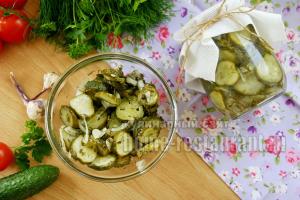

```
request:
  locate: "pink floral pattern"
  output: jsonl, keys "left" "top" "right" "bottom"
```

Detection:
{"left": 115, "top": 0, "right": 300, "bottom": 199}
{"left": 285, "top": 149, "right": 300, "bottom": 165}
{"left": 224, "top": 139, "right": 238, "bottom": 158}
{"left": 199, "top": 114, "right": 218, "bottom": 134}
{"left": 264, "top": 135, "right": 282, "bottom": 157}
{"left": 157, "top": 26, "right": 170, "bottom": 45}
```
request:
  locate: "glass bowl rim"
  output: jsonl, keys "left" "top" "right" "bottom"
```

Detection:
{"left": 45, "top": 52, "right": 178, "bottom": 182}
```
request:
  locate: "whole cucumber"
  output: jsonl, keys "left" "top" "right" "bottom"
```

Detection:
{"left": 0, "top": 165, "right": 60, "bottom": 200}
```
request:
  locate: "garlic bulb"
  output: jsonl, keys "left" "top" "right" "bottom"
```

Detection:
{"left": 43, "top": 72, "right": 60, "bottom": 90}
{"left": 10, "top": 72, "right": 59, "bottom": 120}
{"left": 26, "top": 99, "right": 46, "bottom": 120}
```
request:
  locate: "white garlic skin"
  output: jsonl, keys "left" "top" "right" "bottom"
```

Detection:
{"left": 136, "top": 160, "right": 146, "bottom": 171}
{"left": 26, "top": 99, "right": 46, "bottom": 120}
{"left": 43, "top": 72, "right": 60, "bottom": 90}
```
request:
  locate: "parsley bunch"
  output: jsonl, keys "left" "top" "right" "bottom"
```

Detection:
{"left": 36, "top": 0, "right": 173, "bottom": 58}
{"left": 14, "top": 120, "right": 52, "bottom": 170}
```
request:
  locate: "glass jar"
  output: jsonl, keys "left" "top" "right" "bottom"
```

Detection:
{"left": 202, "top": 25, "right": 286, "bottom": 119}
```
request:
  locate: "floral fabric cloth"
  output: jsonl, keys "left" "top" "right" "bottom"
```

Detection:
{"left": 114, "top": 0, "right": 300, "bottom": 199}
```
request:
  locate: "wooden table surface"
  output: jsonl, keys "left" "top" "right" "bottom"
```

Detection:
{"left": 0, "top": 1, "right": 238, "bottom": 199}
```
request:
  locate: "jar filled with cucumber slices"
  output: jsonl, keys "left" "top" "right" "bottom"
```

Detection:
{"left": 203, "top": 25, "right": 286, "bottom": 119}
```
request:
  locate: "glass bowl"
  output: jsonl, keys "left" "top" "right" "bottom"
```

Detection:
{"left": 45, "top": 53, "right": 177, "bottom": 182}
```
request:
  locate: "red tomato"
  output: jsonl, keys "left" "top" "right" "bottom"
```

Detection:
{"left": 0, "top": 0, "right": 27, "bottom": 9}
{"left": 0, "top": 10, "right": 31, "bottom": 44}
{"left": 0, "top": 40, "right": 4, "bottom": 52}
{"left": 0, "top": 142, "right": 14, "bottom": 171}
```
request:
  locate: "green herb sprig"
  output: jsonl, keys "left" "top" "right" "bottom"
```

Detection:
{"left": 37, "top": 0, "right": 173, "bottom": 58}
{"left": 14, "top": 120, "right": 52, "bottom": 170}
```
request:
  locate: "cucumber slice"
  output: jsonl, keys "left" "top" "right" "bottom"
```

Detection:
{"left": 239, "top": 96, "right": 255, "bottom": 107}
{"left": 120, "top": 88, "right": 135, "bottom": 98}
{"left": 101, "top": 100, "right": 114, "bottom": 109}
{"left": 225, "top": 98, "right": 244, "bottom": 118}
{"left": 84, "top": 80, "right": 107, "bottom": 92}
{"left": 87, "top": 108, "right": 107, "bottom": 130}
{"left": 77, "top": 146, "right": 97, "bottom": 164}
{"left": 126, "top": 70, "right": 144, "bottom": 87}
{"left": 70, "top": 135, "right": 83, "bottom": 158}
{"left": 213, "top": 35, "right": 233, "bottom": 49}
{"left": 219, "top": 50, "right": 237, "bottom": 63}
{"left": 137, "top": 84, "right": 159, "bottom": 106}
{"left": 264, "top": 87, "right": 282, "bottom": 95}
{"left": 71, "top": 136, "right": 97, "bottom": 163}
{"left": 108, "top": 112, "right": 122, "bottom": 129}
{"left": 228, "top": 30, "right": 252, "bottom": 47}
{"left": 137, "top": 139, "right": 161, "bottom": 158}
{"left": 127, "top": 70, "right": 144, "bottom": 81}
{"left": 234, "top": 73, "right": 264, "bottom": 95}
{"left": 60, "top": 106, "right": 79, "bottom": 128}
{"left": 256, "top": 54, "right": 283, "bottom": 84}
{"left": 95, "top": 91, "right": 121, "bottom": 106}
{"left": 115, "top": 156, "right": 131, "bottom": 168}
{"left": 89, "top": 155, "right": 116, "bottom": 170}
{"left": 252, "top": 95, "right": 267, "bottom": 104}
{"left": 116, "top": 99, "right": 144, "bottom": 121}
{"left": 59, "top": 126, "right": 81, "bottom": 151}
{"left": 97, "top": 139, "right": 111, "bottom": 156}
{"left": 70, "top": 94, "right": 95, "bottom": 117}
{"left": 144, "top": 104, "right": 159, "bottom": 115}
{"left": 126, "top": 77, "right": 138, "bottom": 86}
{"left": 138, "top": 128, "right": 159, "bottom": 144}
{"left": 239, "top": 95, "right": 266, "bottom": 107}
{"left": 114, "top": 131, "right": 134, "bottom": 156}
{"left": 210, "top": 91, "right": 226, "bottom": 110}
{"left": 101, "top": 67, "right": 124, "bottom": 81}
{"left": 133, "top": 116, "right": 162, "bottom": 137}
{"left": 215, "top": 61, "right": 239, "bottom": 86}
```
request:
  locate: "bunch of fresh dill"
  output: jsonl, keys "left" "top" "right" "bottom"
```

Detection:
{"left": 37, "top": 0, "right": 173, "bottom": 58}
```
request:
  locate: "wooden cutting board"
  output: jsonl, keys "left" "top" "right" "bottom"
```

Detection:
{"left": 0, "top": 1, "right": 238, "bottom": 199}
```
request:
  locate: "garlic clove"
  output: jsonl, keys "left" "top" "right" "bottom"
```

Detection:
{"left": 26, "top": 99, "right": 46, "bottom": 120}
{"left": 43, "top": 72, "right": 60, "bottom": 90}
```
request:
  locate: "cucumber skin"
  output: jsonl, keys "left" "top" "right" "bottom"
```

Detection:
{"left": 0, "top": 165, "right": 60, "bottom": 200}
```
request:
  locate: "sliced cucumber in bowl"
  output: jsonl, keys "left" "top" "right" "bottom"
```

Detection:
{"left": 70, "top": 136, "right": 97, "bottom": 163}
{"left": 86, "top": 108, "right": 108, "bottom": 130}
{"left": 70, "top": 94, "right": 95, "bottom": 117}
{"left": 59, "top": 126, "right": 82, "bottom": 151}
{"left": 89, "top": 155, "right": 117, "bottom": 170}
{"left": 137, "top": 128, "right": 159, "bottom": 144}
{"left": 114, "top": 131, "right": 134, "bottom": 157}
{"left": 58, "top": 66, "right": 167, "bottom": 171}
{"left": 95, "top": 91, "right": 121, "bottom": 106}
{"left": 60, "top": 105, "right": 79, "bottom": 128}
{"left": 116, "top": 98, "right": 144, "bottom": 121}
{"left": 115, "top": 156, "right": 131, "bottom": 168}
{"left": 137, "top": 84, "right": 159, "bottom": 106}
